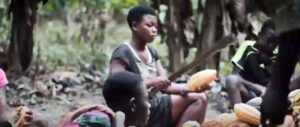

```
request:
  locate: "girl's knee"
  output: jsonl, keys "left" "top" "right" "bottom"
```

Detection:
{"left": 226, "top": 75, "right": 240, "bottom": 90}
{"left": 199, "top": 93, "right": 208, "bottom": 105}
{"left": 188, "top": 93, "right": 208, "bottom": 105}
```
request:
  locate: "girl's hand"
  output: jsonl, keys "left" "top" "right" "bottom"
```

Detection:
{"left": 152, "top": 76, "right": 170, "bottom": 90}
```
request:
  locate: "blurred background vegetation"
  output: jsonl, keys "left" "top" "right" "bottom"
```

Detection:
{"left": 2, "top": 0, "right": 293, "bottom": 79}
{"left": 0, "top": 0, "right": 148, "bottom": 73}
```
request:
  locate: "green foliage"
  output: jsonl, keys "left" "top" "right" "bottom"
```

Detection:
{"left": 43, "top": 0, "right": 139, "bottom": 15}
{"left": 219, "top": 61, "right": 233, "bottom": 76}
{"left": 110, "top": 0, "right": 139, "bottom": 8}
{"left": 0, "top": 0, "right": 164, "bottom": 71}
{"left": 34, "top": 20, "right": 108, "bottom": 70}
{"left": 44, "top": 0, "right": 106, "bottom": 13}
{"left": 191, "top": 0, "right": 199, "bottom": 10}
{"left": 0, "top": 0, "right": 10, "bottom": 44}
{"left": 36, "top": 42, "right": 107, "bottom": 70}
{"left": 38, "top": 21, "right": 67, "bottom": 44}
{"left": 43, "top": 0, "right": 66, "bottom": 12}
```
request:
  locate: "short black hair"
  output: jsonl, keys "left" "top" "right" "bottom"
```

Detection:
{"left": 260, "top": 20, "right": 275, "bottom": 34}
{"left": 127, "top": 6, "right": 156, "bottom": 29}
{"left": 103, "top": 71, "right": 143, "bottom": 110}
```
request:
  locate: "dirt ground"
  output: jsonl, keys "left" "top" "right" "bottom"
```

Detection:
{"left": 5, "top": 70, "right": 227, "bottom": 126}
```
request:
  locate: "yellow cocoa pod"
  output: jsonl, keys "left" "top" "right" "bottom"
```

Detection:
{"left": 203, "top": 113, "right": 250, "bottom": 127}
{"left": 289, "top": 89, "right": 300, "bottom": 106}
{"left": 202, "top": 115, "right": 224, "bottom": 127}
{"left": 289, "top": 89, "right": 300, "bottom": 98}
{"left": 183, "top": 121, "right": 200, "bottom": 127}
{"left": 221, "top": 113, "right": 250, "bottom": 127}
{"left": 234, "top": 103, "right": 261, "bottom": 125}
{"left": 187, "top": 69, "right": 217, "bottom": 91}
{"left": 216, "top": 113, "right": 232, "bottom": 122}
{"left": 221, "top": 113, "right": 237, "bottom": 126}
{"left": 293, "top": 106, "right": 300, "bottom": 116}
{"left": 201, "top": 119, "right": 222, "bottom": 127}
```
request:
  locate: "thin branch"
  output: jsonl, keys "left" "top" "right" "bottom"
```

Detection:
{"left": 169, "top": 35, "right": 236, "bottom": 81}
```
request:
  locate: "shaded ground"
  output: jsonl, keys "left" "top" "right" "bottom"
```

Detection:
{"left": 6, "top": 69, "right": 228, "bottom": 126}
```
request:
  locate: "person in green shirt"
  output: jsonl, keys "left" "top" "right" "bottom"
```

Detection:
{"left": 226, "top": 20, "right": 278, "bottom": 107}
{"left": 228, "top": 0, "right": 300, "bottom": 125}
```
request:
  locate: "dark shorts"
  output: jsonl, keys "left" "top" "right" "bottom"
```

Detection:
{"left": 139, "top": 95, "right": 172, "bottom": 127}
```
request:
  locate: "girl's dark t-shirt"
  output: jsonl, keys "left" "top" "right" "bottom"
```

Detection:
{"left": 110, "top": 43, "right": 159, "bottom": 75}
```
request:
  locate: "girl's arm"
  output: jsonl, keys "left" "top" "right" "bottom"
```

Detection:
{"left": 155, "top": 60, "right": 190, "bottom": 95}
{"left": 109, "top": 59, "right": 128, "bottom": 76}
{"left": 161, "top": 83, "right": 192, "bottom": 95}
{"left": 155, "top": 60, "right": 206, "bottom": 95}
{"left": 56, "top": 105, "right": 115, "bottom": 127}
{"left": 110, "top": 59, "right": 170, "bottom": 89}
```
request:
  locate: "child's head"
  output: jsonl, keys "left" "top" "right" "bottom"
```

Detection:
{"left": 258, "top": 20, "right": 277, "bottom": 60}
{"left": 127, "top": 6, "right": 157, "bottom": 43}
{"left": 103, "top": 71, "right": 150, "bottom": 126}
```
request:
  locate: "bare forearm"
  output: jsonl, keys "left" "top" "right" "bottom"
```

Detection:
{"left": 162, "top": 83, "right": 191, "bottom": 95}
{"left": 143, "top": 79, "right": 155, "bottom": 89}
{"left": 239, "top": 76, "right": 258, "bottom": 87}
{"left": 143, "top": 77, "right": 170, "bottom": 89}
{"left": 239, "top": 77, "right": 265, "bottom": 95}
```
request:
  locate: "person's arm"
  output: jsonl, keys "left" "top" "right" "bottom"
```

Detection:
{"left": 143, "top": 76, "right": 170, "bottom": 89}
{"left": 155, "top": 60, "right": 167, "bottom": 77}
{"left": 238, "top": 75, "right": 266, "bottom": 95}
{"left": 244, "top": 54, "right": 269, "bottom": 86}
{"left": 109, "top": 59, "right": 128, "bottom": 75}
{"left": 145, "top": 59, "right": 170, "bottom": 89}
{"left": 155, "top": 60, "right": 182, "bottom": 94}
{"left": 161, "top": 83, "right": 193, "bottom": 95}
{"left": 155, "top": 60, "right": 205, "bottom": 95}
{"left": 110, "top": 59, "right": 170, "bottom": 89}
{"left": 56, "top": 105, "right": 115, "bottom": 127}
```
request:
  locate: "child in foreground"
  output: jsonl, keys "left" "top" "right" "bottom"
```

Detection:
{"left": 57, "top": 71, "right": 150, "bottom": 127}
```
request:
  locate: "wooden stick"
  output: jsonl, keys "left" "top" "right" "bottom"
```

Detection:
{"left": 169, "top": 35, "right": 236, "bottom": 81}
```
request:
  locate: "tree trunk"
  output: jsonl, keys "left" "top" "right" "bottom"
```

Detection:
{"left": 165, "top": 0, "right": 193, "bottom": 72}
{"left": 196, "top": 0, "right": 221, "bottom": 70}
{"left": 8, "top": 0, "right": 44, "bottom": 73}
{"left": 166, "top": 0, "right": 185, "bottom": 72}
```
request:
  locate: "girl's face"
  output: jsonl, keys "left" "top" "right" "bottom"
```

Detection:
{"left": 133, "top": 14, "right": 158, "bottom": 43}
